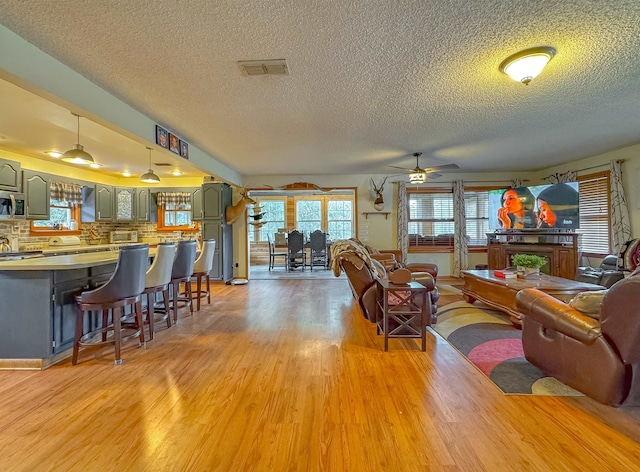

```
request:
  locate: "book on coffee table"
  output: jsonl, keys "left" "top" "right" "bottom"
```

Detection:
{"left": 494, "top": 269, "right": 517, "bottom": 279}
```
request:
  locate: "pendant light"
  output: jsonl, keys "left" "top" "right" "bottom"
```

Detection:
{"left": 140, "top": 147, "right": 161, "bottom": 183}
{"left": 61, "top": 113, "right": 95, "bottom": 165}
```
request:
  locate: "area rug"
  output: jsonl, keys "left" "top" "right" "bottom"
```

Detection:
{"left": 433, "top": 286, "right": 583, "bottom": 396}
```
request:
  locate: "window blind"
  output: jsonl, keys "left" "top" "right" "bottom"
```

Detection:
{"left": 408, "top": 191, "right": 455, "bottom": 247}
{"left": 465, "top": 191, "right": 490, "bottom": 246}
{"left": 578, "top": 174, "right": 610, "bottom": 254}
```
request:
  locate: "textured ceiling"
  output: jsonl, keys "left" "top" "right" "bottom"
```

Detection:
{"left": 0, "top": 0, "right": 639, "bottom": 178}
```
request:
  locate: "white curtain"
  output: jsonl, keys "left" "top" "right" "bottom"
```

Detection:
{"left": 609, "top": 160, "right": 631, "bottom": 255}
{"left": 397, "top": 181, "right": 408, "bottom": 264}
{"left": 453, "top": 180, "right": 468, "bottom": 277}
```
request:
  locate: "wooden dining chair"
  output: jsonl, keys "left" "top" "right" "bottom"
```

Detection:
{"left": 287, "top": 230, "right": 305, "bottom": 271}
{"left": 267, "top": 234, "right": 288, "bottom": 271}
{"left": 308, "top": 230, "right": 328, "bottom": 270}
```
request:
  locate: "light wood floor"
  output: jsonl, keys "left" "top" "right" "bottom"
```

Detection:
{"left": 1, "top": 279, "right": 639, "bottom": 471}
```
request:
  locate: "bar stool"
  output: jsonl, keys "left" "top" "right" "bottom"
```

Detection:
{"left": 170, "top": 240, "right": 197, "bottom": 323}
{"left": 72, "top": 244, "right": 149, "bottom": 365}
{"left": 143, "top": 242, "right": 176, "bottom": 340}
{"left": 191, "top": 239, "right": 216, "bottom": 311}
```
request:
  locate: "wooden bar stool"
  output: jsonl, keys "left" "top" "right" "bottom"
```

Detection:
{"left": 72, "top": 244, "right": 149, "bottom": 365}
{"left": 143, "top": 242, "right": 176, "bottom": 340}
{"left": 191, "top": 239, "right": 216, "bottom": 311}
{"left": 169, "top": 240, "right": 196, "bottom": 323}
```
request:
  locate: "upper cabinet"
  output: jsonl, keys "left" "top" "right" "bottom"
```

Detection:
{"left": 202, "top": 183, "right": 230, "bottom": 220}
{"left": 191, "top": 187, "right": 203, "bottom": 221}
{"left": 136, "top": 188, "right": 157, "bottom": 223}
{"left": 23, "top": 170, "right": 50, "bottom": 220}
{"left": 114, "top": 187, "right": 136, "bottom": 222}
{"left": 0, "top": 158, "right": 21, "bottom": 192}
{"left": 95, "top": 185, "right": 114, "bottom": 221}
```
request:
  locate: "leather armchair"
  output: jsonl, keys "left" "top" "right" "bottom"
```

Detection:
{"left": 515, "top": 268, "right": 640, "bottom": 406}
{"left": 575, "top": 255, "right": 624, "bottom": 288}
{"left": 370, "top": 249, "right": 439, "bottom": 281}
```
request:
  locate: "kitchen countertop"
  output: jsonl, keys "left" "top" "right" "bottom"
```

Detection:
{"left": 0, "top": 247, "right": 157, "bottom": 271}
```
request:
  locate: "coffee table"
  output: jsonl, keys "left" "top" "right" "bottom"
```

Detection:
{"left": 461, "top": 270, "right": 605, "bottom": 327}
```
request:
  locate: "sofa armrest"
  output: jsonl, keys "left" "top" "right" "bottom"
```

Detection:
{"left": 378, "top": 250, "right": 403, "bottom": 263}
{"left": 515, "top": 288, "right": 601, "bottom": 344}
{"left": 405, "top": 263, "right": 438, "bottom": 278}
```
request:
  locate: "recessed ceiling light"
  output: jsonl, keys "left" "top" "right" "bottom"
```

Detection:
{"left": 122, "top": 172, "right": 132, "bottom": 177}
{"left": 171, "top": 170, "right": 183, "bottom": 176}
{"left": 47, "top": 151, "right": 63, "bottom": 158}
{"left": 89, "top": 163, "right": 102, "bottom": 169}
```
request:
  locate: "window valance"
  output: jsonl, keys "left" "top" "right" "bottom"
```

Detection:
{"left": 157, "top": 192, "right": 191, "bottom": 206}
{"left": 50, "top": 181, "right": 83, "bottom": 205}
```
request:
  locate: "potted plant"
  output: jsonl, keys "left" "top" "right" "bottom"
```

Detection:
{"left": 511, "top": 254, "right": 547, "bottom": 277}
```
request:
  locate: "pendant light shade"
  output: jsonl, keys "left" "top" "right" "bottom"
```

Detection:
{"left": 140, "top": 147, "right": 161, "bottom": 183}
{"left": 61, "top": 113, "right": 94, "bottom": 165}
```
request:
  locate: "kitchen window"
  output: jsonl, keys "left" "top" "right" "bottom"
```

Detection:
{"left": 30, "top": 199, "right": 82, "bottom": 235}
{"left": 157, "top": 203, "right": 198, "bottom": 232}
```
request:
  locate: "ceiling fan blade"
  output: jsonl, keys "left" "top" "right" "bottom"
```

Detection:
{"left": 422, "top": 163, "right": 460, "bottom": 173}
{"left": 389, "top": 165, "right": 412, "bottom": 171}
{"left": 427, "top": 173, "right": 442, "bottom": 180}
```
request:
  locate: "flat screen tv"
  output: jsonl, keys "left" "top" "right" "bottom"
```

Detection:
{"left": 488, "top": 182, "right": 579, "bottom": 230}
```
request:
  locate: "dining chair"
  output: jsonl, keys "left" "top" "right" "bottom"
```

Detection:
{"left": 72, "top": 244, "right": 149, "bottom": 365}
{"left": 287, "top": 230, "right": 305, "bottom": 271}
{"left": 308, "top": 230, "right": 328, "bottom": 270}
{"left": 142, "top": 242, "right": 176, "bottom": 340}
{"left": 268, "top": 233, "right": 288, "bottom": 270}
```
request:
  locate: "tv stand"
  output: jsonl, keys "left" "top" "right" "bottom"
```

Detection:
{"left": 487, "top": 231, "right": 579, "bottom": 280}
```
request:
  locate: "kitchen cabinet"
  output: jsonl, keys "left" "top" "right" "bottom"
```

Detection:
{"left": 0, "top": 158, "right": 21, "bottom": 192}
{"left": 23, "top": 170, "right": 50, "bottom": 220}
{"left": 200, "top": 183, "right": 233, "bottom": 281}
{"left": 136, "top": 188, "right": 156, "bottom": 223}
{"left": 191, "top": 187, "right": 203, "bottom": 221}
{"left": 95, "top": 184, "right": 114, "bottom": 221}
{"left": 114, "top": 187, "right": 136, "bottom": 222}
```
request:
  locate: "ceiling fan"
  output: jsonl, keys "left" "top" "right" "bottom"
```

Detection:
{"left": 390, "top": 152, "right": 459, "bottom": 183}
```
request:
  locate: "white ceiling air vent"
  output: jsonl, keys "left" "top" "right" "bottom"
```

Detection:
{"left": 238, "top": 59, "right": 288, "bottom": 76}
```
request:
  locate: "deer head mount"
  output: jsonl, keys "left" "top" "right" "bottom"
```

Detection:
{"left": 371, "top": 176, "right": 387, "bottom": 211}
{"left": 225, "top": 187, "right": 257, "bottom": 224}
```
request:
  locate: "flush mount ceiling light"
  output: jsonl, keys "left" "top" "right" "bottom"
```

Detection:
{"left": 140, "top": 147, "right": 161, "bottom": 183}
{"left": 46, "top": 151, "right": 62, "bottom": 158}
{"left": 499, "top": 46, "right": 556, "bottom": 85}
{"left": 61, "top": 113, "right": 94, "bottom": 164}
{"left": 171, "top": 170, "right": 183, "bottom": 176}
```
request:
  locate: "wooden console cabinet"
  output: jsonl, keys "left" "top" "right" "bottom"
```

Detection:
{"left": 487, "top": 231, "right": 579, "bottom": 280}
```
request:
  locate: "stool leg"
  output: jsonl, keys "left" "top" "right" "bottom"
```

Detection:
{"left": 136, "top": 299, "right": 145, "bottom": 347}
{"left": 147, "top": 293, "right": 154, "bottom": 341}
{"left": 72, "top": 306, "right": 84, "bottom": 365}
{"left": 196, "top": 275, "right": 202, "bottom": 311}
{"left": 163, "top": 288, "right": 172, "bottom": 328}
{"left": 187, "top": 279, "right": 194, "bottom": 315}
{"left": 101, "top": 309, "right": 109, "bottom": 342}
{"left": 114, "top": 306, "right": 122, "bottom": 365}
{"left": 206, "top": 275, "right": 211, "bottom": 304}
{"left": 172, "top": 281, "right": 179, "bottom": 324}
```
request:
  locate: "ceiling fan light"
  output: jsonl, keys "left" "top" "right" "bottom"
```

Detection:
{"left": 409, "top": 172, "right": 427, "bottom": 184}
{"left": 61, "top": 144, "right": 94, "bottom": 165}
{"left": 499, "top": 46, "right": 556, "bottom": 85}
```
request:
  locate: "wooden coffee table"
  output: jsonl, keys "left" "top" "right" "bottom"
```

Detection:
{"left": 461, "top": 270, "right": 605, "bottom": 327}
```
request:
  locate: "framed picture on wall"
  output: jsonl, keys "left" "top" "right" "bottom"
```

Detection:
{"left": 179, "top": 140, "right": 189, "bottom": 159}
{"left": 156, "top": 125, "right": 169, "bottom": 149}
{"left": 168, "top": 133, "right": 180, "bottom": 154}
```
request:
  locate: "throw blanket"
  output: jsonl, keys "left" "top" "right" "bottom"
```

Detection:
{"left": 330, "top": 239, "right": 385, "bottom": 279}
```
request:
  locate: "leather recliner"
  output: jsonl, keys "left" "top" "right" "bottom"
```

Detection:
{"left": 575, "top": 255, "right": 624, "bottom": 288}
{"left": 333, "top": 242, "right": 440, "bottom": 325}
{"left": 515, "top": 267, "right": 640, "bottom": 406}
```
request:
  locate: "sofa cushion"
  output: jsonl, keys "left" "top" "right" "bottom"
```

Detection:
{"left": 569, "top": 290, "right": 608, "bottom": 319}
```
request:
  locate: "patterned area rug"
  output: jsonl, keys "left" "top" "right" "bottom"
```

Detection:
{"left": 434, "top": 285, "right": 583, "bottom": 396}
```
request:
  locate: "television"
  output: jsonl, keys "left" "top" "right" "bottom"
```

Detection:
{"left": 488, "top": 182, "right": 579, "bottom": 230}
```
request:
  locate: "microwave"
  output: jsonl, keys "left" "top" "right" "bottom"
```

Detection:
{"left": 0, "top": 191, "right": 26, "bottom": 220}
{"left": 109, "top": 230, "right": 138, "bottom": 244}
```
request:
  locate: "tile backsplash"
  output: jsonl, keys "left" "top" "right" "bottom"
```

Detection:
{"left": 0, "top": 221, "right": 194, "bottom": 251}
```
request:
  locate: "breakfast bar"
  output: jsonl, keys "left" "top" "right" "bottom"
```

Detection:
{"left": 0, "top": 250, "right": 154, "bottom": 369}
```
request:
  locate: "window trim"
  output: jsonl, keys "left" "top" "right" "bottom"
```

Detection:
{"left": 30, "top": 201, "right": 82, "bottom": 236}
{"left": 156, "top": 203, "right": 199, "bottom": 233}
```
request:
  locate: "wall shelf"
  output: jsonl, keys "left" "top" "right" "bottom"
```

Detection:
{"left": 362, "top": 212, "right": 391, "bottom": 219}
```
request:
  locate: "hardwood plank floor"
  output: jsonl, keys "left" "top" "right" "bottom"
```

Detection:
{"left": 0, "top": 279, "right": 639, "bottom": 471}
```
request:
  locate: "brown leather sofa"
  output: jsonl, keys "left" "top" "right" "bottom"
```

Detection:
{"left": 335, "top": 248, "right": 439, "bottom": 325}
{"left": 515, "top": 268, "right": 640, "bottom": 406}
